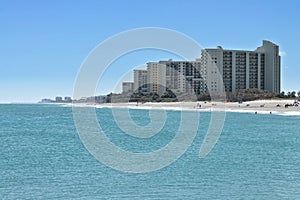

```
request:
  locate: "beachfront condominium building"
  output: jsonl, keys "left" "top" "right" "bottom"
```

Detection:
{"left": 122, "top": 82, "right": 134, "bottom": 93}
{"left": 133, "top": 69, "right": 148, "bottom": 93}
{"left": 202, "top": 40, "right": 281, "bottom": 93}
{"left": 147, "top": 59, "right": 206, "bottom": 95}
{"left": 147, "top": 62, "right": 166, "bottom": 95}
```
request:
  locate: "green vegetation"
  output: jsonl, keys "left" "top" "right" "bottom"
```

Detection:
{"left": 226, "top": 89, "right": 300, "bottom": 102}
{"left": 226, "top": 88, "right": 275, "bottom": 102}
{"left": 105, "top": 88, "right": 300, "bottom": 103}
{"left": 129, "top": 90, "right": 178, "bottom": 103}
{"left": 276, "top": 91, "right": 300, "bottom": 98}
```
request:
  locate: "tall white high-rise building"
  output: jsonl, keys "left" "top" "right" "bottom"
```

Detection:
{"left": 257, "top": 40, "right": 281, "bottom": 94}
{"left": 202, "top": 40, "right": 281, "bottom": 93}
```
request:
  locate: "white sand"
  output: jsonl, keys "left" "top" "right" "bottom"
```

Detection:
{"left": 69, "top": 99, "right": 300, "bottom": 116}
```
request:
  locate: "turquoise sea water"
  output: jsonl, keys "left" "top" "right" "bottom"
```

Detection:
{"left": 0, "top": 104, "right": 300, "bottom": 199}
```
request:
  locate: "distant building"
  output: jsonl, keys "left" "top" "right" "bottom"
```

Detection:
{"left": 55, "top": 96, "right": 63, "bottom": 102}
{"left": 40, "top": 98, "right": 53, "bottom": 103}
{"left": 122, "top": 82, "right": 134, "bottom": 93}
{"left": 94, "top": 95, "right": 106, "bottom": 103}
{"left": 133, "top": 69, "right": 148, "bottom": 93}
{"left": 202, "top": 40, "right": 281, "bottom": 93}
{"left": 64, "top": 97, "right": 72, "bottom": 102}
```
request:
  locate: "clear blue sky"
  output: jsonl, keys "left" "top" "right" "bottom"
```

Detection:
{"left": 1, "top": 0, "right": 299, "bottom": 102}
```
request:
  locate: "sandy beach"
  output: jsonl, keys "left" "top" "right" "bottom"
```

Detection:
{"left": 70, "top": 99, "right": 300, "bottom": 116}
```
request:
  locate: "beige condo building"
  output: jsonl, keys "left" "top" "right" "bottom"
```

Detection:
{"left": 133, "top": 69, "right": 148, "bottom": 94}
{"left": 202, "top": 40, "right": 281, "bottom": 94}
{"left": 147, "top": 59, "right": 205, "bottom": 95}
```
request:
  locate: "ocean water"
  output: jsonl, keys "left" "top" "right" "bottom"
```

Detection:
{"left": 0, "top": 104, "right": 300, "bottom": 199}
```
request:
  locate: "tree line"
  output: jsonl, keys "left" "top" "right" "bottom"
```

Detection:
{"left": 105, "top": 88, "right": 300, "bottom": 103}
{"left": 276, "top": 91, "right": 300, "bottom": 98}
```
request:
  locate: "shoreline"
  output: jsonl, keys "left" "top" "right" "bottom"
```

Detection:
{"left": 67, "top": 99, "right": 300, "bottom": 116}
